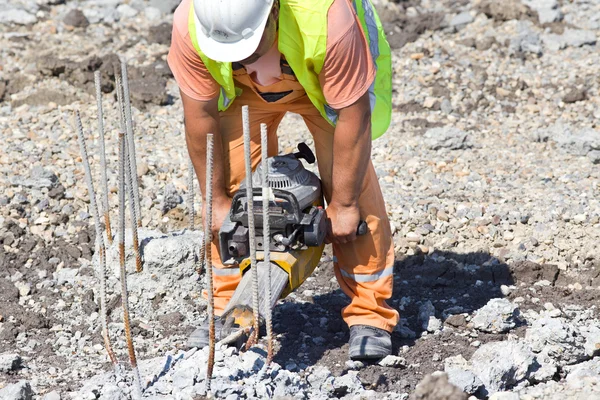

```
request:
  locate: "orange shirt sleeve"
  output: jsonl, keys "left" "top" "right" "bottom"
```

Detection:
{"left": 320, "top": 0, "right": 376, "bottom": 110}
{"left": 167, "top": 0, "right": 220, "bottom": 101}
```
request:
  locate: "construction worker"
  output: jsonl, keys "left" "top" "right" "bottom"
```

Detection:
{"left": 167, "top": 0, "right": 399, "bottom": 360}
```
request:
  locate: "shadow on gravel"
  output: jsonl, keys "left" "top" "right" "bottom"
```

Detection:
{"left": 272, "top": 250, "right": 517, "bottom": 392}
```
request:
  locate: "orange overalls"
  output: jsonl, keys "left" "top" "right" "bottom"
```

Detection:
{"left": 207, "top": 59, "right": 399, "bottom": 333}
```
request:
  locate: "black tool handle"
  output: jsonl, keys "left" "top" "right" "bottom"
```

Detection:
{"left": 357, "top": 220, "right": 368, "bottom": 236}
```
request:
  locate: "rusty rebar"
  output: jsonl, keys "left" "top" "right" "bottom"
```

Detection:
{"left": 120, "top": 60, "right": 142, "bottom": 228}
{"left": 260, "top": 123, "right": 274, "bottom": 364}
{"left": 118, "top": 130, "right": 143, "bottom": 399}
{"left": 125, "top": 140, "right": 142, "bottom": 273}
{"left": 188, "top": 156, "right": 195, "bottom": 230}
{"left": 74, "top": 110, "right": 117, "bottom": 366}
{"left": 115, "top": 69, "right": 142, "bottom": 273}
{"left": 242, "top": 105, "right": 261, "bottom": 348}
{"left": 94, "top": 71, "right": 113, "bottom": 245}
{"left": 205, "top": 134, "right": 215, "bottom": 393}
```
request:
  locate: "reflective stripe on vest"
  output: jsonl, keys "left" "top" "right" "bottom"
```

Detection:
{"left": 188, "top": 0, "right": 392, "bottom": 138}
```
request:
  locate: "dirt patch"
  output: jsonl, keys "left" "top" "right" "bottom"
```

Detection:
{"left": 0, "top": 80, "right": 6, "bottom": 102}
{"left": 0, "top": 223, "right": 95, "bottom": 351}
{"left": 38, "top": 53, "right": 120, "bottom": 94}
{"left": 396, "top": 101, "right": 426, "bottom": 114}
{"left": 404, "top": 118, "right": 445, "bottom": 133}
{"left": 148, "top": 23, "right": 173, "bottom": 46}
{"left": 384, "top": 13, "right": 446, "bottom": 50}
{"left": 477, "top": 0, "right": 538, "bottom": 23}
{"left": 37, "top": 54, "right": 172, "bottom": 109}
{"left": 11, "top": 89, "right": 75, "bottom": 107}
{"left": 508, "top": 261, "right": 559, "bottom": 285}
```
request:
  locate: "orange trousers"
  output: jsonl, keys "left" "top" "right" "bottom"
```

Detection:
{"left": 207, "top": 84, "right": 399, "bottom": 332}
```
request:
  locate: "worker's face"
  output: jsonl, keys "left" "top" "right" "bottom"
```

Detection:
{"left": 239, "top": 6, "right": 278, "bottom": 65}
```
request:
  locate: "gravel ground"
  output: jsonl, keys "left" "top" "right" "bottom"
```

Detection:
{"left": 1, "top": 0, "right": 599, "bottom": 399}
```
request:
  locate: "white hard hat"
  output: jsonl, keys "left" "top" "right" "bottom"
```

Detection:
{"left": 192, "top": 0, "right": 275, "bottom": 62}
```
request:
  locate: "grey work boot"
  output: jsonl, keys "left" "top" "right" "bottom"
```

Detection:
{"left": 348, "top": 325, "right": 392, "bottom": 360}
{"left": 187, "top": 317, "right": 244, "bottom": 349}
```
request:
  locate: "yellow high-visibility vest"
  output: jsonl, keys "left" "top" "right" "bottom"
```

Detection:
{"left": 188, "top": 0, "right": 392, "bottom": 138}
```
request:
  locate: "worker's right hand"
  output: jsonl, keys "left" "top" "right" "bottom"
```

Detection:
{"left": 202, "top": 195, "right": 232, "bottom": 242}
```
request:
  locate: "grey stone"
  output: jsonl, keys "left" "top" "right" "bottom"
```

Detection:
{"left": 563, "top": 88, "right": 586, "bottom": 104}
{"left": 100, "top": 383, "right": 127, "bottom": 400}
{"left": 161, "top": 183, "right": 183, "bottom": 214}
{"left": 543, "top": 29, "right": 597, "bottom": 50}
{"left": 581, "top": 325, "right": 600, "bottom": 358}
{"left": 418, "top": 300, "right": 436, "bottom": 330}
{"left": 423, "top": 127, "right": 471, "bottom": 150}
{"left": 332, "top": 371, "right": 363, "bottom": 396}
{"left": 536, "top": 123, "right": 600, "bottom": 159}
{"left": 149, "top": 0, "right": 181, "bottom": 14}
{"left": 426, "top": 316, "right": 443, "bottom": 332}
{"left": 565, "top": 358, "right": 600, "bottom": 383}
{"left": 446, "top": 368, "right": 483, "bottom": 395}
{"left": 562, "top": 29, "right": 597, "bottom": 48}
{"left": 413, "top": 372, "right": 468, "bottom": 400}
{"left": 509, "top": 21, "right": 542, "bottom": 55}
{"left": 0, "top": 381, "right": 33, "bottom": 400}
{"left": 345, "top": 360, "right": 365, "bottom": 370}
{"left": 523, "top": 0, "right": 562, "bottom": 24}
{"left": 378, "top": 355, "right": 407, "bottom": 368}
{"left": 471, "top": 298, "right": 521, "bottom": 333}
{"left": 116, "top": 4, "right": 138, "bottom": 18}
{"left": 450, "top": 12, "right": 474, "bottom": 28}
{"left": 42, "top": 391, "right": 61, "bottom": 400}
{"left": 537, "top": 8, "right": 562, "bottom": 24}
{"left": 0, "top": 353, "right": 22, "bottom": 372}
{"left": 13, "top": 166, "right": 59, "bottom": 189}
{"left": 241, "top": 348, "right": 265, "bottom": 373}
{"left": 307, "top": 366, "right": 334, "bottom": 392}
{"left": 144, "top": 7, "right": 162, "bottom": 21}
{"left": 141, "top": 230, "right": 202, "bottom": 271}
{"left": 470, "top": 341, "right": 537, "bottom": 393}
{"left": 0, "top": 8, "right": 37, "bottom": 25}
{"left": 587, "top": 150, "right": 600, "bottom": 164}
{"left": 63, "top": 9, "right": 89, "bottom": 28}
{"left": 53, "top": 268, "right": 79, "bottom": 285}
{"left": 542, "top": 33, "right": 564, "bottom": 51}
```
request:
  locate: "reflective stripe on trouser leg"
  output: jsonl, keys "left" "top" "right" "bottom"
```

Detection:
{"left": 332, "top": 205, "right": 398, "bottom": 333}
{"left": 300, "top": 111, "right": 399, "bottom": 333}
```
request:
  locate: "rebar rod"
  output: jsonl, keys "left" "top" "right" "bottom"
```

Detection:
{"left": 115, "top": 70, "right": 142, "bottom": 273}
{"left": 94, "top": 71, "right": 113, "bottom": 245}
{"left": 205, "top": 134, "right": 215, "bottom": 393}
{"left": 196, "top": 233, "right": 206, "bottom": 276}
{"left": 125, "top": 140, "right": 142, "bottom": 273}
{"left": 118, "top": 130, "right": 143, "bottom": 399}
{"left": 74, "top": 110, "right": 118, "bottom": 366}
{"left": 242, "top": 105, "right": 261, "bottom": 348}
{"left": 120, "top": 60, "right": 142, "bottom": 228}
{"left": 188, "top": 156, "right": 195, "bottom": 230}
{"left": 260, "top": 123, "right": 274, "bottom": 364}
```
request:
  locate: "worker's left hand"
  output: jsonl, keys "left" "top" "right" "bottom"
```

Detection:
{"left": 325, "top": 202, "right": 361, "bottom": 245}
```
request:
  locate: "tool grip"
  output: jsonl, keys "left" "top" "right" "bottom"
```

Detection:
{"left": 357, "top": 220, "right": 368, "bottom": 236}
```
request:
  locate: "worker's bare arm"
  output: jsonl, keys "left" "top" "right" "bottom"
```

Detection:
{"left": 181, "top": 90, "right": 232, "bottom": 234}
{"left": 326, "top": 91, "right": 372, "bottom": 244}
